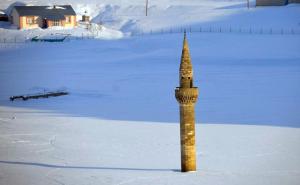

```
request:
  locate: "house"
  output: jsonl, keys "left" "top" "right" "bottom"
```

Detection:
{"left": 256, "top": 0, "right": 299, "bottom": 6}
{"left": 256, "top": 0, "right": 288, "bottom": 6}
{"left": 10, "top": 5, "right": 76, "bottom": 29}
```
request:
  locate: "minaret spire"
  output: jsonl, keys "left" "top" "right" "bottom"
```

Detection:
{"left": 182, "top": 30, "right": 189, "bottom": 55}
{"left": 175, "top": 33, "right": 199, "bottom": 172}
{"left": 180, "top": 31, "right": 193, "bottom": 88}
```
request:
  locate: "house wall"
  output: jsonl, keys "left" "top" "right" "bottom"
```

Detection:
{"left": 47, "top": 20, "right": 62, "bottom": 27}
{"left": 47, "top": 15, "right": 76, "bottom": 28}
{"left": 38, "top": 17, "right": 44, "bottom": 27}
{"left": 20, "top": 16, "right": 40, "bottom": 29}
{"left": 11, "top": 8, "right": 20, "bottom": 28}
{"left": 256, "top": 0, "right": 287, "bottom": 6}
{"left": 63, "top": 15, "right": 76, "bottom": 28}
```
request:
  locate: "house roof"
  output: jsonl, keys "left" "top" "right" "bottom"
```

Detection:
{"left": 0, "top": 10, "right": 6, "bottom": 15}
{"left": 13, "top": 5, "right": 76, "bottom": 20}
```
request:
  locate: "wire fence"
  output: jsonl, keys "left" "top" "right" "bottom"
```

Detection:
{"left": 1, "top": 25, "right": 299, "bottom": 49}
{"left": 132, "top": 25, "right": 300, "bottom": 36}
{"left": 0, "top": 33, "right": 97, "bottom": 49}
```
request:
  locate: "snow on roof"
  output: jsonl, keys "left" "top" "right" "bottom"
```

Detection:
{"left": 46, "top": 6, "right": 66, "bottom": 10}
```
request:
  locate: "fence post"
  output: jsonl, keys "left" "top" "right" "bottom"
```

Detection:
{"left": 199, "top": 26, "right": 202, "bottom": 32}
{"left": 291, "top": 28, "right": 294, "bottom": 35}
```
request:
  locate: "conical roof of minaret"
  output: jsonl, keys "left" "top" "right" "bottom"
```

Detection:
{"left": 180, "top": 31, "right": 193, "bottom": 77}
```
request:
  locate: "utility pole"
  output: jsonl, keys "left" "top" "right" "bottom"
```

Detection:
{"left": 247, "top": 0, "right": 250, "bottom": 9}
{"left": 146, "top": 0, "right": 149, "bottom": 16}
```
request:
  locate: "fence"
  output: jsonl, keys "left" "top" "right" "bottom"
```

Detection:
{"left": 0, "top": 33, "right": 97, "bottom": 49}
{"left": 1, "top": 25, "right": 299, "bottom": 49}
{"left": 0, "top": 37, "right": 27, "bottom": 49}
{"left": 132, "top": 25, "right": 300, "bottom": 36}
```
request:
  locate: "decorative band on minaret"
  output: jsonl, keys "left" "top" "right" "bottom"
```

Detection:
{"left": 175, "top": 32, "right": 198, "bottom": 172}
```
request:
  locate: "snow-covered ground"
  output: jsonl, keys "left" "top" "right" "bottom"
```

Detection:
{"left": 1, "top": 33, "right": 299, "bottom": 126}
{"left": 0, "top": 106, "right": 300, "bottom": 185}
{"left": 0, "top": 0, "right": 300, "bottom": 185}
{"left": 0, "top": 32, "right": 299, "bottom": 185}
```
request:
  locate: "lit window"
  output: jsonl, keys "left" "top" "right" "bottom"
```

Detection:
{"left": 26, "top": 17, "right": 36, "bottom": 24}
{"left": 53, "top": 20, "right": 60, "bottom": 26}
{"left": 65, "top": 16, "right": 71, "bottom": 23}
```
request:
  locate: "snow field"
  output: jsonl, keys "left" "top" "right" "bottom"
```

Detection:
{"left": 0, "top": 106, "right": 300, "bottom": 185}
{"left": 0, "top": 1, "right": 300, "bottom": 185}
{"left": 1, "top": 33, "right": 299, "bottom": 126}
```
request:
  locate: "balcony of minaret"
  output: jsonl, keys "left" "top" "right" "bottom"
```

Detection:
{"left": 175, "top": 87, "right": 198, "bottom": 104}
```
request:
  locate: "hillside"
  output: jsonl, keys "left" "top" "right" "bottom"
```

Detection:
{"left": 1, "top": 0, "right": 300, "bottom": 38}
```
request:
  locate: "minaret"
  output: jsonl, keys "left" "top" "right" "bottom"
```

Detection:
{"left": 175, "top": 32, "right": 198, "bottom": 172}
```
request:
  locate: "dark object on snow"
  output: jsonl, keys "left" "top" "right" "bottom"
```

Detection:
{"left": 31, "top": 36, "right": 68, "bottom": 42}
{"left": 10, "top": 91, "right": 69, "bottom": 101}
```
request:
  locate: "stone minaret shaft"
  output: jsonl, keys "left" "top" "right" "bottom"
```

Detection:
{"left": 175, "top": 33, "right": 198, "bottom": 172}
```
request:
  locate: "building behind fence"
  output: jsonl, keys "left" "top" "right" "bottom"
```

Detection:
{"left": 288, "top": 0, "right": 300, "bottom": 3}
{"left": 256, "top": 0, "right": 300, "bottom": 6}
